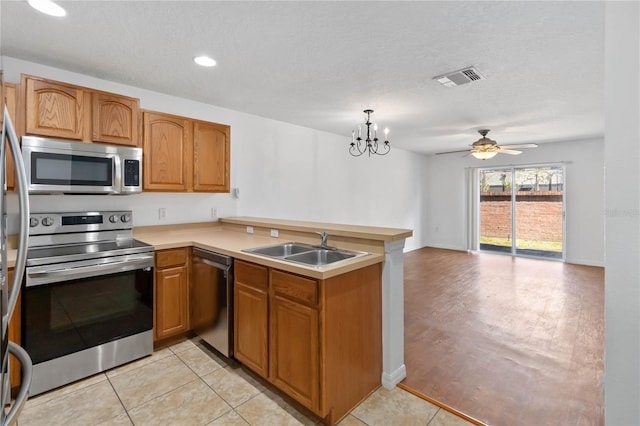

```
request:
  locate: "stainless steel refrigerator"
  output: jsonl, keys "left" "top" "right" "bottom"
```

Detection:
{"left": 1, "top": 106, "right": 33, "bottom": 425}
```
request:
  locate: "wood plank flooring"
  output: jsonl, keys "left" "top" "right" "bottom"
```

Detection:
{"left": 401, "top": 247, "right": 604, "bottom": 426}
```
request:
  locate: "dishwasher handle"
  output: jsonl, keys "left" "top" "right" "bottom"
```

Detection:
{"left": 195, "top": 257, "right": 232, "bottom": 272}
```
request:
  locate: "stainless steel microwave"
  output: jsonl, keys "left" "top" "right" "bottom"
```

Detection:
{"left": 21, "top": 136, "right": 142, "bottom": 195}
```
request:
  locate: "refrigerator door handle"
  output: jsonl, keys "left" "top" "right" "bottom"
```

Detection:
{"left": 2, "top": 342, "right": 33, "bottom": 426}
{"left": 4, "top": 107, "right": 29, "bottom": 320}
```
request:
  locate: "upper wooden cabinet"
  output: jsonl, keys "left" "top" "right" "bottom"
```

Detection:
{"left": 143, "top": 110, "right": 230, "bottom": 193}
{"left": 92, "top": 92, "right": 140, "bottom": 146}
{"left": 3, "top": 83, "right": 17, "bottom": 190}
{"left": 24, "top": 76, "right": 87, "bottom": 140}
{"left": 193, "top": 121, "right": 230, "bottom": 192}
{"left": 143, "top": 111, "right": 193, "bottom": 191}
{"left": 22, "top": 74, "right": 140, "bottom": 146}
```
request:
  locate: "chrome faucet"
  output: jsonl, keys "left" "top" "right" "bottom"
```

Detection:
{"left": 317, "top": 231, "right": 329, "bottom": 248}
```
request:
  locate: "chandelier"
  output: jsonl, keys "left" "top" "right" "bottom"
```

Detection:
{"left": 349, "top": 109, "right": 390, "bottom": 157}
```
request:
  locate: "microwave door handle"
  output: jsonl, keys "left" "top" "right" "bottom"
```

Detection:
{"left": 4, "top": 107, "right": 30, "bottom": 320}
{"left": 113, "top": 154, "right": 122, "bottom": 193}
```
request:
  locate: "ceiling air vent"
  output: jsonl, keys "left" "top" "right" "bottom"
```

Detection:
{"left": 433, "top": 66, "right": 485, "bottom": 87}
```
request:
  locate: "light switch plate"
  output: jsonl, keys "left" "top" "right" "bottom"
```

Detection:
{"left": 270, "top": 229, "right": 279, "bottom": 238}
{"left": 246, "top": 226, "right": 254, "bottom": 234}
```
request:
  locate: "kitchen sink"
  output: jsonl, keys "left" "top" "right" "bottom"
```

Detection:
{"left": 284, "top": 249, "right": 356, "bottom": 266}
{"left": 243, "top": 242, "right": 367, "bottom": 267}
{"left": 247, "top": 243, "right": 314, "bottom": 257}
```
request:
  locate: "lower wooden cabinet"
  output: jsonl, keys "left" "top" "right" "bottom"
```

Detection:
{"left": 234, "top": 260, "right": 383, "bottom": 424}
{"left": 234, "top": 260, "right": 269, "bottom": 378}
{"left": 270, "top": 292, "right": 319, "bottom": 410}
{"left": 154, "top": 248, "right": 190, "bottom": 340}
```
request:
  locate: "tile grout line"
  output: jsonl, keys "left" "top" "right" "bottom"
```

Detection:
{"left": 425, "top": 407, "right": 441, "bottom": 426}
{"left": 105, "top": 374, "right": 135, "bottom": 425}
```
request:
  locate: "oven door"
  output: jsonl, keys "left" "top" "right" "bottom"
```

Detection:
{"left": 22, "top": 254, "right": 153, "bottom": 365}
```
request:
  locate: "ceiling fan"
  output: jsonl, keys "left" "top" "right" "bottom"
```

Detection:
{"left": 437, "top": 129, "right": 538, "bottom": 160}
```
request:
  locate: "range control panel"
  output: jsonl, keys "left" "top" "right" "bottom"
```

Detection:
{"left": 29, "top": 211, "right": 133, "bottom": 235}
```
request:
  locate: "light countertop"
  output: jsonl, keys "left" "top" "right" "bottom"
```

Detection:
{"left": 133, "top": 222, "right": 386, "bottom": 280}
{"left": 8, "top": 217, "right": 412, "bottom": 280}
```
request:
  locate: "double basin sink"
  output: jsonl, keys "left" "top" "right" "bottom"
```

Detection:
{"left": 243, "top": 242, "right": 368, "bottom": 267}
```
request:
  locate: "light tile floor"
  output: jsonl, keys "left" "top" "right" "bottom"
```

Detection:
{"left": 17, "top": 337, "right": 475, "bottom": 426}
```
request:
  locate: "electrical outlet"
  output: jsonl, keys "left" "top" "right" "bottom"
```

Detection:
{"left": 270, "top": 229, "right": 279, "bottom": 238}
{"left": 246, "top": 226, "right": 254, "bottom": 234}
{"left": 211, "top": 208, "right": 218, "bottom": 220}
{"left": 159, "top": 208, "right": 167, "bottom": 220}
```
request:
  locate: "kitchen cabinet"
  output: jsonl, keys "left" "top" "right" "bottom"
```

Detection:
{"left": 269, "top": 270, "right": 319, "bottom": 411}
{"left": 193, "top": 121, "right": 230, "bottom": 192}
{"left": 234, "top": 260, "right": 269, "bottom": 378}
{"left": 22, "top": 74, "right": 141, "bottom": 146}
{"left": 24, "top": 75, "right": 89, "bottom": 140}
{"left": 143, "top": 111, "right": 193, "bottom": 191}
{"left": 143, "top": 111, "right": 230, "bottom": 193}
{"left": 91, "top": 92, "right": 140, "bottom": 146}
{"left": 234, "top": 260, "right": 382, "bottom": 424}
{"left": 2, "top": 83, "right": 17, "bottom": 190}
{"left": 154, "top": 248, "right": 190, "bottom": 340}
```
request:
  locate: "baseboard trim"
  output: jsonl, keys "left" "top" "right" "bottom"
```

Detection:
{"left": 419, "top": 243, "right": 467, "bottom": 252}
{"left": 381, "top": 364, "right": 407, "bottom": 389}
{"left": 565, "top": 258, "right": 604, "bottom": 267}
{"left": 397, "top": 383, "right": 487, "bottom": 426}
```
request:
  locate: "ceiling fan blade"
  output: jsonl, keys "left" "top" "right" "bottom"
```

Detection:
{"left": 436, "top": 149, "right": 471, "bottom": 155}
{"left": 498, "top": 149, "right": 523, "bottom": 155}
{"left": 499, "top": 143, "right": 538, "bottom": 149}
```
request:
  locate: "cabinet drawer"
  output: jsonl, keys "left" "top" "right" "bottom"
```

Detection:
{"left": 271, "top": 270, "right": 318, "bottom": 306}
{"left": 156, "top": 248, "right": 188, "bottom": 268}
{"left": 235, "top": 260, "right": 268, "bottom": 290}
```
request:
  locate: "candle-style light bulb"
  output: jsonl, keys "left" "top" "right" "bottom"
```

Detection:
{"left": 352, "top": 130, "right": 355, "bottom": 144}
{"left": 358, "top": 125, "right": 361, "bottom": 138}
{"left": 384, "top": 127, "right": 389, "bottom": 140}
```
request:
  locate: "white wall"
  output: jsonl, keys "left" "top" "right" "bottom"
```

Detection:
{"left": 2, "top": 57, "right": 424, "bottom": 250}
{"left": 423, "top": 138, "right": 605, "bottom": 266}
{"left": 604, "top": 2, "right": 640, "bottom": 424}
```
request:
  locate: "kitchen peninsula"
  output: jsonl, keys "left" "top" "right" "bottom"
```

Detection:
{"left": 133, "top": 216, "right": 412, "bottom": 424}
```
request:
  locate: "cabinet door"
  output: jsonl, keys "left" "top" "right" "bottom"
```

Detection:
{"left": 270, "top": 294, "right": 319, "bottom": 411}
{"left": 234, "top": 261, "right": 269, "bottom": 378}
{"left": 25, "top": 77, "right": 86, "bottom": 140}
{"left": 155, "top": 265, "right": 189, "bottom": 340}
{"left": 193, "top": 121, "right": 230, "bottom": 192}
{"left": 3, "top": 83, "right": 17, "bottom": 190}
{"left": 143, "top": 112, "right": 193, "bottom": 191}
{"left": 92, "top": 93, "right": 140, "bottom": 146}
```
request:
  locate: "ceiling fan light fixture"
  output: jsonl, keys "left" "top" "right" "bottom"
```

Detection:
{"left": 471, "top": 151, "right": 498, "bottom": 160}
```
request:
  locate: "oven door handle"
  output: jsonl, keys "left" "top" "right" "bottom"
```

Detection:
{"left": 26, "top": 255, "right": 154, "bottom": 287}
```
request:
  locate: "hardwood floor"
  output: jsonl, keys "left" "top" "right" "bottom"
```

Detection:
{"left": 401, "top": 247, "right": 604, "bottom": 426}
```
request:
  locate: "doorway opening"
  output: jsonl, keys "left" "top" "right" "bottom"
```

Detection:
{"left": 478, "top": 165, "right": 564, "bottom": 260}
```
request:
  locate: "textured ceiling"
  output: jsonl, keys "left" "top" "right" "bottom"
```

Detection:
{"left": 0, "top": 1, "right": 605, "bottom": 154}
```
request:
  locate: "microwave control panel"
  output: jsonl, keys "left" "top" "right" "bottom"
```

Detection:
{"left": 123, "top": 159, "right": 140, "bottom": 187}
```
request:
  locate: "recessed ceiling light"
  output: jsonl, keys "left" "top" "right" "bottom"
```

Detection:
{"left": 194, "top": 56, "right": 217, "bottom": 67}
{"left": 28, "top": 0, "right": 67, "bottom": 17}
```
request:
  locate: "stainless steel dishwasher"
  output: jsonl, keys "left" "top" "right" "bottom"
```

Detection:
{"left": 191, "top": 248, "right": 234, "bottom": 357}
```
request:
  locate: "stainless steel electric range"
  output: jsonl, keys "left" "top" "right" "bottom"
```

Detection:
{"left": 22, "top": 210, "right": 154, "bottom": 396}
